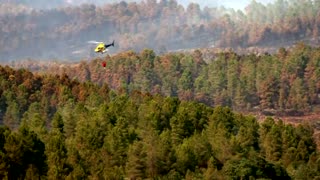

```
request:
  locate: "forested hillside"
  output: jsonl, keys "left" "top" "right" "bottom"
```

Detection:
{"left": 1, "top": 0, "right": 320, "bottom": 60}
{"left": 0, "top": 65, "right": 319, "bottom": 179}
{"left": 11, "top": 43, "right": 320, "bottom": 117}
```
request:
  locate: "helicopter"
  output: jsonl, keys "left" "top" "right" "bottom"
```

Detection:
{"left": 87, "top": 40, "right": 115, "bottom": 67}
{"left": 88, "top": 40, "right": 115, "bottom": 54}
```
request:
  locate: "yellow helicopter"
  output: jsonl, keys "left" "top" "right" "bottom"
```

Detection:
{"left": 88, "top": 40, "right": 115, "bottom": 54}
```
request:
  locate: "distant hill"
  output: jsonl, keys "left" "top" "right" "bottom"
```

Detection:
{"left": 0, "top": 0, "right": 320, "bottom": 61}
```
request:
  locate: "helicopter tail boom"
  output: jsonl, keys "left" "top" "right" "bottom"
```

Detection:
{"left": 104, "top": 40, "right": 115, "bottom": 48}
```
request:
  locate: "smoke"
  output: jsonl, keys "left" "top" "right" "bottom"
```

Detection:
{"left": 0, "top": 0, "right": 305, "bottom": 62}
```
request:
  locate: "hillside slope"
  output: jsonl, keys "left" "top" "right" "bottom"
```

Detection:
{"left": 10, "top": 43, "right": 320, "bottom": 117}
{"left": 0, "top": 65, "right": 319, "bottom": 179}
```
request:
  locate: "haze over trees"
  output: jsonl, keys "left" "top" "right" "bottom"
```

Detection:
{"left": 0, "top": 65, "right": 319, "bottom": 179}
{"left": 1, "top": 0, "right": 320, "bottom": 60}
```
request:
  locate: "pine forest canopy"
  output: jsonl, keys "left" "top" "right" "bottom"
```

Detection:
{"left": 9, "top": 43, "right": 320, "bottom": 117}
{"left": 1, "top": 1, "right": 320, "bottom": 179}
{"left": 0, "top": 63, "right": 319, "bottom": 179}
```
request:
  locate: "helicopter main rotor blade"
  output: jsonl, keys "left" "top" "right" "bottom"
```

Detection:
{"left": 87, "top": 40, "right": 104, "bottom": 44}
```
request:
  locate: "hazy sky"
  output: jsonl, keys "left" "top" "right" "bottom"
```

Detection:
{"left": 64, "top": 0, "right": 276, "bottom": 10}
{"left": 177, "top": 0, "right": 276, "bottom": 10}
{"left": 10, "top": 0, "right": 277, "bottom": 11}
